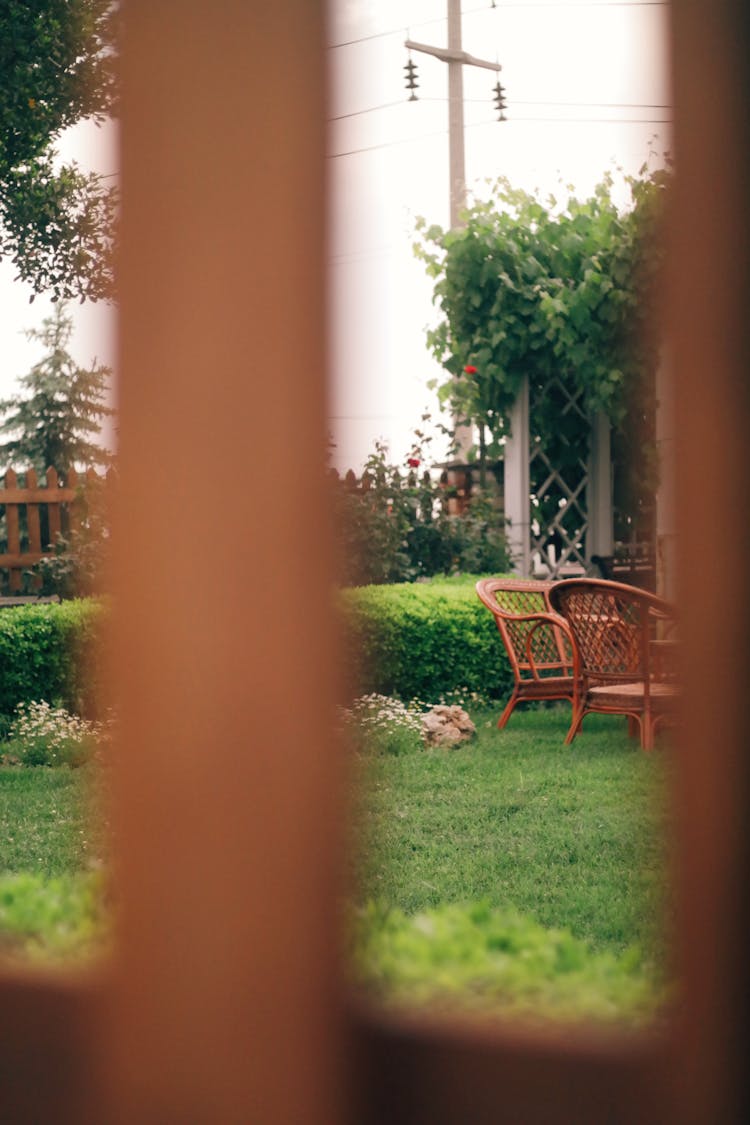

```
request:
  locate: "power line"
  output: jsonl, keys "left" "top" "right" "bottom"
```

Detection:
{"left": 476, "top": 1, "right": 668, "bottom": 5}
{"left": 328, "top": 28, "right": 407, "bottom": 50}
{"left": 329, "top": 97, "right": 672, "bottom": 121}
{"left": 329, "top": 101, "right": 407, "bottom": 122}
{"left": 327, "top": 2, "right": 668, "bottom": 50}
{"left": 494, "top": 99, "right": 671, "bottom": 109}
{"left": 328, "top": 131, "right": 448, "bottom": 159}
{"left": 328, "top": 115, "right": 671, "bottom": 159}
{"left": 502, "top": 115, "right": 671, "bottom": 123}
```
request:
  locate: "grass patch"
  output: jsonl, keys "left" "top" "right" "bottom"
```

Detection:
{"left": 0, "top": 764, "right": 111, "bottom": 962}
{"left": 352, "top": 707, "right": 671, "bottom": 955}
{"left": 349, "top": 704, "right": 674, "bottom": 1020}
{"left": 0, "top": 765, "right": 109, "bottom": 877}
{"left": 0, "top": 870, "right": 111, "bottom": 964}
{"left": 350, "top": 900, "right": 665, "bottom": 1027}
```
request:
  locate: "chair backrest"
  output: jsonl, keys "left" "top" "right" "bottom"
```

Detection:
{"left": 475, "top": 578, "right": 572, "bottom": 676}
{"left": 548, "top": 578, "right": 674, "bottom": 682}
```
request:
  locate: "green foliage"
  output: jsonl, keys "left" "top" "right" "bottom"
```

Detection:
{"left": 0, "top": 871, "right": 110, "bottom": 962}
{"left": 414, "top": 166, "right": 669, "bottom": 464}
{"left": 0, "top": 303, "right": 113, "bottom": 474}
{"left": 0, "top": 0, "right": 118, "bottom": 300}
{"left": 0, "top": 598, "right": 108, "bottom": 719}
{"left": 334, "top": 438, "right": 511, "bottom": 586}
{"left": 350, "top": 900, "right": 666, "bottom": 1026}
{"left": 339, "top": 578, "right": 515, "bottom": 703}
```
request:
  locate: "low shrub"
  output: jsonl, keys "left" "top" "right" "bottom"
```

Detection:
{"left": 1, "top": 701, "right": 109, "bottom": 767}
{"left": 339, "top": 577, "right": 513, "bottom": 703}
{"left": 339, "top": 690, "right": 491, "bottom": 756}
{"left": 0, "top": 599, "right": 108, "bottom": 719}
{"left": 339, "top": 693, "right": 426, "bottom": 757}
{"left": 333, "top": 440, "right": 511, "bottom": 586}
{"left": 350, "top": 900, "right": 668, "bottom": 1027}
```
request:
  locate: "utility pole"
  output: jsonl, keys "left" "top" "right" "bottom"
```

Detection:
{"left": 406, "top": 0, "right": 503, "bottom": 460}
{"left": 406, "top": 0, "right": 502, "bottom": 229}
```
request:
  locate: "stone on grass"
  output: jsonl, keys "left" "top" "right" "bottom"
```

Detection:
{"left": 421, "top": 705, "right": 476, "bottom": 747}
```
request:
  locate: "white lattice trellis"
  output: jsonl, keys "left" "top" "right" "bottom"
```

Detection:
{"left": 529, "top": 377, "right": 589, "bottom": 576}
{"left": 504, "top": 375, "right": 613, "bottom": 578}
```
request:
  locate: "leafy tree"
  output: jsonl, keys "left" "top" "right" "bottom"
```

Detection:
{"left": 0, "top": 0, "right": 118, "bottom": 300}
{"left": 0, "top": 302, "right": 113, "bottom": 472}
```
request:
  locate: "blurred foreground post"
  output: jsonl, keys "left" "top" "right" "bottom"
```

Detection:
{"left": 109, "top": 2, "right": 341, "bottom": 1122}
{"left": 1, "top": 1, "right": 750, "bottom": 1122}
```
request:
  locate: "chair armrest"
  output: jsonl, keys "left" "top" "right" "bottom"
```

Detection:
{"left": 476, "top": 600, "right": 574, "bottom": 640}
{"left": 521, "top": 612, "right": 579, "bottom": 679}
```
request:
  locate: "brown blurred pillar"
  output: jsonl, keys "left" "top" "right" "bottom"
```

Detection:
{"left": 3, "top": 2, "right": 750, "bottom": 1123}
{"left": 668, "top": 1, "right": 750, "bottom": 1122}
{"left": 108, "top": 2, "right": 341, "bottom": 1122}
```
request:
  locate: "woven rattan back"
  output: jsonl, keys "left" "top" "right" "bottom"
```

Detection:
{"left": 476, "top": 578, "right": 572, "bottom": 677}
{"left": 549, "top": 579, "right": 672, "bottom": 682}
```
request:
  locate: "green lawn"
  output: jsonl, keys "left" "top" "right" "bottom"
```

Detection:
{"left": 0, "top": 705, "right": 674, "bottom": 1011}
{"left": 0, "top": 765, "right": 109, "bottom": 877}
{"left": 0, "top": 764, "right": 110, "bottom": 962}
{"left": 351, "top": 705, "right": 673, "bottom": 964}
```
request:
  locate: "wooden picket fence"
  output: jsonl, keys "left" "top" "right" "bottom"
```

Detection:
{"left": 0, "top": 466, "right": 110, "bottom": 595}
{"left": 329, "top": 463, "right": 487, "bottom": 516}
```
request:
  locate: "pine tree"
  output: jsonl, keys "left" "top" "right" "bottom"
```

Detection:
{"left": 0, "top": 303, "right": 114, "bottom": 474}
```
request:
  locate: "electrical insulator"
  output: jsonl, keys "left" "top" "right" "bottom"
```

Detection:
{"left": 493, "top": 80, "right": 507, "bottom": 121}
{"left": 404, "top": 57, "right": 419, "bottom": 101}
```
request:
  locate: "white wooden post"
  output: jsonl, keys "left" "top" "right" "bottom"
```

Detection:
{"left": 587, "top": 411, "right": 614, "bottom": 561}
{"left": 655, "top": 345, "right": 676, "bottom": 599}
{"left": 504, "top": 375, "right": 530, "bottom": 574}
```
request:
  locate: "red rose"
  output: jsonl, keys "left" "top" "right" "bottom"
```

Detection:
{"left": 407, "top": 457, "right": 420, "bottom": 468}
{"left": 464, "top": 364, "right": 478, "bottom": 374}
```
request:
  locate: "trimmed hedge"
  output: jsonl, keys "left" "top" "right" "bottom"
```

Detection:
{"left": 339, "top": 575, "right": 514, "bottom": 703}
{"left": 0, "top": 599, "right": 109, "bottom": 719}
{"left": 0, "top": 582, "right": 509, "bottom": 718}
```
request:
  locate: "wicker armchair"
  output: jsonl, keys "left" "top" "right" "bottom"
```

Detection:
{"left": 548, "top": 578, "right": 679, "bottom": 751}
{"left": 475, "top": 578, "right": 575, "bottom": 729}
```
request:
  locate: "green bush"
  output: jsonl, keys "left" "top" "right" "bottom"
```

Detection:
{"left": 0, "top": 599, "right": 108, "bottom": 719}
{"left": 350, "top": 900, "right": 667, "bottom": 1027}
{"left": 333, "top": 441, "right": 511, "bottom": 586}
{"left": 339, "top": 576, "right": 513, "bottom": 703}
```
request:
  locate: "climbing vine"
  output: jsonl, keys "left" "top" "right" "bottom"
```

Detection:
{"left": 414, "top": 165, "right": 670, "bottom": 460}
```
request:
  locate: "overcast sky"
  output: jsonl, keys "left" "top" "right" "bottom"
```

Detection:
{"left": 327, "top": 0, "right": 670, "bottom": 470}
{"left": 0, "top": 118, "right": 118, "bottom": 449}
{"left": 0, "top": 1, "right": 670, "bottom": 472}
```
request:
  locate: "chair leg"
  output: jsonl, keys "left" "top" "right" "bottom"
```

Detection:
{"left": 640, "top": 714, "right": 654, "bottom": 752}
{"left": 627, "top": 715, "right": 638, "bottom": 739}
{"left": 564, "top": 706, "right": 584, "bottom": 745}
{"left": 497, "top": 691, "right": 520, "bottom": 730}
